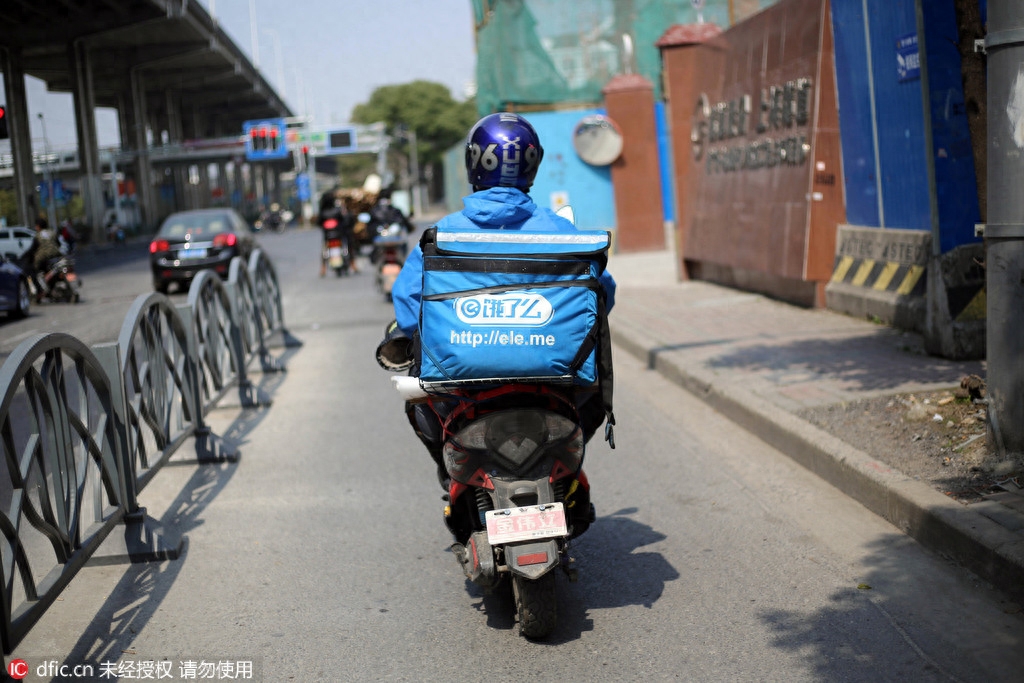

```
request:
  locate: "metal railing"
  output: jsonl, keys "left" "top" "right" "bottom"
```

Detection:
{"left": 0, "top": 249, "right": 293, "bottom": 655}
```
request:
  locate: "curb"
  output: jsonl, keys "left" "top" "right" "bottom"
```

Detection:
{"left": 611, "top": 324, "right": 1024, "bottom": 603}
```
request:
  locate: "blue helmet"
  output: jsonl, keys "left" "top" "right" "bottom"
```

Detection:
{"left": 465, "top": 113, "right": 544, "bottom": 191}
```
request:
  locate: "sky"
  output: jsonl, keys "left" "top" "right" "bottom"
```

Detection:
{"left": 8, "top": 0, "right": 478, "bottom": 149}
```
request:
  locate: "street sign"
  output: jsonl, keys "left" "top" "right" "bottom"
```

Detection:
{"left": 324, "top": 127, "right": 357, "bottom": 154}
{"left": 296, "top": 173, "right": 311, "bottom": 202}
{"left": 243, "top": 118, "right": 289, "bottom": 161}
{"left": 896, "top": 34, "right": 920, "bottom": 83}
{"left": 285, "top": 124, "right": 385, "bottom": 156}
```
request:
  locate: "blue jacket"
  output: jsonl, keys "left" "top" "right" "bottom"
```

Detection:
{"left": 392, "top": 187, "right": 617, "bottom": 336}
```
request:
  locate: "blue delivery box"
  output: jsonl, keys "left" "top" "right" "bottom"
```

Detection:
{"left": 418, "top": 227, "right": 611, "bottom": 391}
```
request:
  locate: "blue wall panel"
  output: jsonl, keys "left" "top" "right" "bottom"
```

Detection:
{"left": 865, "top": 0, "right": 931, "bottom": 230}
{"left": 832, "top": 1, "right": 880, "bottom": 226}
{"left": 521, "top": 109, "right": 616, "bottom": 231}
{"left": 922, "top": 0, "right": 981, "bottom": 251}
{"left": 832, "top": 0, "right": 981, "bottom": 251}
{"left": 655, "top": 102, "right": 676, "bottom": 223}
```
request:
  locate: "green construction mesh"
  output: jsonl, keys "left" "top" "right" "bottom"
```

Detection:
{"left": 472, "top": 0, "right": 772, "bottom": 115}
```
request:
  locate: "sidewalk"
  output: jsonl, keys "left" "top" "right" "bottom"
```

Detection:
{"left": 605, "top": 248, "right": 1024, "bottom": 603}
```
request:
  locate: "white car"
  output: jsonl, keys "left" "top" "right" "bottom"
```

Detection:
{"left": 0, "top": 226, "right": 36, "bottom": 261}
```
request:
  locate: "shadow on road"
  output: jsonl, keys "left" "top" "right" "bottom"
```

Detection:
{"left": 461, "top": 506, "right": 679, "bottom": 643}
{"left": 50, "top": 344, "right": 301, "bottom": 674}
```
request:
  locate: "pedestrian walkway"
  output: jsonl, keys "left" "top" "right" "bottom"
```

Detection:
{"left": 605, "top": 247, "right": 1024, "bottom": 603}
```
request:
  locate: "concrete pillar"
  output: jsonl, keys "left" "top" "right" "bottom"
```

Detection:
{"left": 1, "top": 47, "right": 39, "bottom": 225}
{"left": 69, "top": 40, "right": 106, "bottom": 231}
{"left": 601, "top": 74, "right": 665, "bottom": 252}
{"left": 130, "top": 67, "right": 157, "bottom": 231}
{"left": 166, "top": 89, "right": 190, "bottom": 213}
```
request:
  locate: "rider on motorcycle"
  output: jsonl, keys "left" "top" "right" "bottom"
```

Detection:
{"left": 23, "top": 217, "right": 63, "bottom": 301}
{"left": 383, "top": 112, "right": 617, "bottom": 490}
{"left": 317, "top": 189, "right": 357, "bottom": 276}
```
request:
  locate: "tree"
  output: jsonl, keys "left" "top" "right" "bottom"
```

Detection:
{"left": 351, "top": 80, "right": 477, "bottom": 199}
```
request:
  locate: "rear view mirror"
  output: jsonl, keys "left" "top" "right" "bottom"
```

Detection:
{"left": 555, "top": 205, "right": 576, "bottom": 226}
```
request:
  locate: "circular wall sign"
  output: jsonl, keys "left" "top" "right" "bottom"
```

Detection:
{"left": 573, "top": 115, "right": 623, "bottom": 166}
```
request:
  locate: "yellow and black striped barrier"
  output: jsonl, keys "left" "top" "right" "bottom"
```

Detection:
{"left": 829, "top": 256, "right": 926, "bottom": 297}
{"left": 826, "top": 225, "right": 986, "bottom": 336}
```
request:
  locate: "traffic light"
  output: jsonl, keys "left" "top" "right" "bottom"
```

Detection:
{"left": 243, "top": 118, "right": 288, "bottom": 160}
{"left": 0, "top": 106, "right": 8, "bottom": 140}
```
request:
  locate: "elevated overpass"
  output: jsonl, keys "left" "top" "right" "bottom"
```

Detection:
{"left": 0, "top": 0, "right": 293, "bottom": 233}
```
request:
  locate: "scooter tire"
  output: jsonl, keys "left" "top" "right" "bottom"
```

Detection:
{"left": 52, "top": 281, "right": 72, "bottom": 303}
{"left": 512, "top": 571, "right": 557, "bottom": 639}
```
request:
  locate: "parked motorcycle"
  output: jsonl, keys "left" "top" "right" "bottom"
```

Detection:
{"left": 255, "top": 204, "right": 290, "bottom": 233}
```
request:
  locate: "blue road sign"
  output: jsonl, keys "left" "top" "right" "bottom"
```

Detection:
{"left": 296, "top": 173, "right": 311, "bottom": 202}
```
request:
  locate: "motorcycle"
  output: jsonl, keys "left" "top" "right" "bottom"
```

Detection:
{"left": 356, "top": 197, "right": 413, "bottom": 254}
{"left": 255, "top": 205, "right": 290, "bottom": 234}
{"left": 380, "top": 220, "right": 611, "bottom": 639}
{"left": 394, "top": 381, "right": 595, "bottom": 639}
{"left": 32, "top": 254, "right": 81, "bottom": 303}
{"left": 363, "top": 214, "right": 407, "bottom": 300}
{"left": 319, "top": 210, "right": 351, "bottom": 277}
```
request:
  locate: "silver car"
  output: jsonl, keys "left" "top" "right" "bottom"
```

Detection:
{"left": 0, "top": 226, "right": 36, "bottom": 261}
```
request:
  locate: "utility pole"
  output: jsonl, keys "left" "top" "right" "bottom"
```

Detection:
{"left": 37, "top": 113, "right": 57, "bottom": 229}
{"left": 984, "top": 1, "right": 1024, "bottom": 457}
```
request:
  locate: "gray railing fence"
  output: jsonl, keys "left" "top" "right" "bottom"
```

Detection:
{"left": 0, "top": 249, "right": 293, "bottom": 655}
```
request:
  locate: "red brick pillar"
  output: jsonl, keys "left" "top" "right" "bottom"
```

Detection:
{"left": 656, "top": 23, "right": 725, "bottom": 279}
{"left": 602, "top": 74, "right": 664, "bottom": 253}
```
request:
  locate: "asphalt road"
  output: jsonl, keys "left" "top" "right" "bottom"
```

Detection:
{"left": 5, "top": 225, "right": 1023, "bottom": 682}
{"left": 0, "top": 241, "right": 156, "bottom": 361}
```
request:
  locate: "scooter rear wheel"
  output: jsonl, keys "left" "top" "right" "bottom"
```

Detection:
{"left": 512, "top": 571, "right": 557, "bottom": 639}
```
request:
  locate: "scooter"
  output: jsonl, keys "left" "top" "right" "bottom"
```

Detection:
{"left": 380, "top": 219, "right": 611, "bottom": 639}
{"left": 32, "top": 254, "right": 81, "bottom": 303}
{"left": 255, "top": 205, "right": 289, "bottom": 233}
{"left": 368, "top": 220, "right": 407, "bottom": 300}
{"left": 357, "top": 198, "right": 413, "bottom": 253}
{"left": 396, "top": 382, "right": 595, "bottom": 640}
{"left": 320, "top": 216, "right": 350, "bottom": 277}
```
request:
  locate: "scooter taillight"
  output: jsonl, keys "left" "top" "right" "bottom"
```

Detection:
{"left": 323, "top": 218, "right": 338, "bottom": 229}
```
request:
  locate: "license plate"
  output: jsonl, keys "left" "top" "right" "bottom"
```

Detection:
{"left": 328, "top": 246, "right": 342, "bottom": 259}
{"left": 179, "top": 248, "right": 207, "bottom": 259}
{"left": 485, "top": 503, "right": 567, "bottom": 545}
